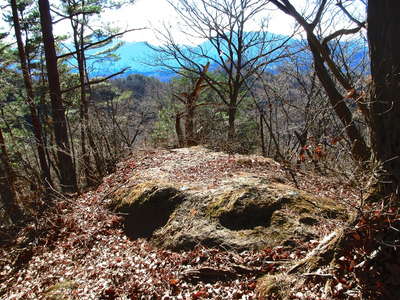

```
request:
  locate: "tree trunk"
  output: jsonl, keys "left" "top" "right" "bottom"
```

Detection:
{"left": 175, "top": 113, "right": 184, "bottom": 148}
{"left": 71, "top": 13, "right": 95, "bottom": 187}
{"left": 85, "top": 75, "right": 104, "bottom": 180}
{"left": 256, "top": 3, "right": 400, "bottom": 299}
{"left": 227, "top": 106, "right": 236, "bottom": 141}
{"left": 38, "top": 0, "right": 77, "bottom": 193}
{"left": 185, "top": 100, "right": 196, "bottom": 146}
{"left": 181, "top": 62, "right": 209, "bottom": 146}
{"left": 0, "top": 127, "right": 22, "bottom": 224}
{"left": 307, "top": 34, "right": 370, "bottom": 163}
{"left": 11, "top": 0, "right": 53, "bottom": 192}
{"left": 259, "top": 113, "right": 266, "bottom": 156}
{"left": 367, "top": 0, "right": 400, "bottom": 198}
{"left": 269, "top": 0, "right": 370, "bottom": 163}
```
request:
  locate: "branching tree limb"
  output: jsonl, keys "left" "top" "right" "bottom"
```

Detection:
{"left": 269, "top": 0, "right": 370, "bottom": 162}
{"left": 152, "top": 0, "right": 292, "bottom": 140}
{"left": 61, "top": 68, "right": 128, "bottom": 94}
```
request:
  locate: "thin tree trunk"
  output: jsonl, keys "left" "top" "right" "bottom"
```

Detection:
{"left": 11, "top": 0, "right": 53, "bottom": 191}
{"left": 180, "top": 63, "right": 209, "bottom": 146}
{"left": 175, "top": 113, "right": 184, "bottom": 147}
{"left": 70, "top": 9, "right": 95, "bottom": 186}
{"left": 38, "top": 0, "right": 77, "bottom": 193}
{"left": 185, "top": 100, "right": 196, "bottom": 146}
{"left": 84, "top": 62, "right": 104, "bottom": 180}
{"left": 269, "top": 0, "right": 370, "bottom": 163}
{"left": 259, "top": 113, "right": 266, "bottom": 156}
{"left": 89, "top": 108, "right": 107, "bottom": 179}
{"left": 227, "top": 82, "right": 242, "bottom": 142}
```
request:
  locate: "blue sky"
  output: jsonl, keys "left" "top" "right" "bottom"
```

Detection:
{"left": 54, "top": 0, "right": 303, "bottom": 45}
{"left": 92, "top": 0, "right": 365, "bottom": 45}
{"left": 1, "top": 0, "right": 365, "bottom": 46}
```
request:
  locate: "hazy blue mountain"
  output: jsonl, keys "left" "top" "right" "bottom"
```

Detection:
{"left": 86, "top": 41, "right": 175, "bottom": 81}
{"left": 86, "top": 33, "right": 295, "bottom": 80}
{"left": 85, "top": 34, "right": 367, "bottom": 81}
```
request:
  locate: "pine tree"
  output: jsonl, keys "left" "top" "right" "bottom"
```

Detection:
{"left": 38, "top": 0, "right": 77, "bottom": 193}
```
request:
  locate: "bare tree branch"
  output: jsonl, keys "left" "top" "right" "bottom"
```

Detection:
{"left": 336, "top": 0, "right": 366, "bottom": 28}
{"left": 311, "top": 0, "right": 328, "bottom": 29}
{"left": 322, "top": 26, "right": 364, "bottom": 48}
{"left": 152, "top": 0, "right": 293, "bottom": 139}
{"left": 61, "top": 68, "right": 128, "bottom": 94}
{"left": 57, "top": 28, "right": 145, "bottom": 60}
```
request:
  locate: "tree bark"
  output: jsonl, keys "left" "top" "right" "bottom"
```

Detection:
{"left": 38, "top": 0, "right": 77, "bottom": 193}
{"left": 175, "top": 113, "right": 185, "bottom": 148}
{"left": 227, "top": 106, "right": 237, "bottom": 141}
{"left": 186, "top": 63, "right": 209, "bottom": 146}
{"left": 185, "top": 100, "right": 196, "bottom": 146}
{"left": 0, "top": 127, "right": 22, "bottom": 224}
{"left": 257, "top": 3, "right": 400, "bottom": 299}
{"left": 367, "top": 0, "right": 400, "bottom": 198}
{"left": 11, "top": 0, "right": 53, "bottom": 191}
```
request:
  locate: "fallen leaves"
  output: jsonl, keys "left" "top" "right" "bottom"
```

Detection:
{"left": 0, "top": 147, "right": 362, "bottom": 299}
{"left": 0, "top": 188, "right": 303, "bottom": 299}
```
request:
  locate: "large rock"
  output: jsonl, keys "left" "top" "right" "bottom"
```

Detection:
{"left": 152, "top": 177, "right": 345, "bottom": 251}
{"left": 109, "top": 181, "right": 185, "bottom": 238}
{"left": 106, "top": 147, "right": 347, "bottom": 251}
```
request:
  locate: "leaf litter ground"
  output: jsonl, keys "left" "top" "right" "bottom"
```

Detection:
{"left": 0, "top": 147, "right": 361, "bottom": 299}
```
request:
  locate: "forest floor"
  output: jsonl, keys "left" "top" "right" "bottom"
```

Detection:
{"left": 0, "top": 147, "right": 364, "bottom": 299}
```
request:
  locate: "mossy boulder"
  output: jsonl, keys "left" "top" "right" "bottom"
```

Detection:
{"left": 151, "top": 180, "right": 346, "bottom": 251}
{"left": 207, "top": 185, "right": 292, "bottom": 230}
{"left": 208, "top": 183, "right": 345, "bottom": 230}
{"left": 109, "top": 181, "right": 185, "bottom": 238}
{"left": 106, "top": 148, "right": 347, "bottom": 251}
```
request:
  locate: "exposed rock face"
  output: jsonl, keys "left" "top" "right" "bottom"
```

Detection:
{"left": 107, "top": 147, "right": 347, "bottom": 251}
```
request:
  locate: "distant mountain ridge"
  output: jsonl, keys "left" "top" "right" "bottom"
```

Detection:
{"left": 87, "top": 41, "right": 175, "bottom": 81}
{"left": 88, "top": 33, "right": 294, "bottom": 80}
{"left": 86, "top": 35, "right": 367, "bottom": 81}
